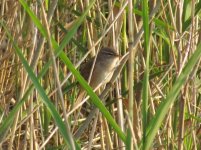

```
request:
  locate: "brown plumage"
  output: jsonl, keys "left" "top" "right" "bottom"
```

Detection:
{"left": 74, "top": 47, "right": 119, "bottom": 108}
{"left": 80, "top": 47, "right": 119, "bottom": 89}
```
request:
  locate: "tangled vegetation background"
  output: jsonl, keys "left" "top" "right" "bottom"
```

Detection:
{"left": 0, "top": 0, "right": 201, "bottom": 149}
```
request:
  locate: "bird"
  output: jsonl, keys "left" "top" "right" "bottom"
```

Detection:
{"left": 80, "top": 47, "right": 119, "bottom": 89}
{"left": 75, "top": 47, "right": 119, "bottom": 107}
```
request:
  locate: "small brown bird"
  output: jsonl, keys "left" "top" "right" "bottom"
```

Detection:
{"left": 80, "top": 47, "right": 119, "bottom": 89}
{"left": 75, "top": 47, "right": 119, "bottom": 106}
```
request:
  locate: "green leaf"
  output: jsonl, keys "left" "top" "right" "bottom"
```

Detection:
{"left": 142, "top": 0, "right": 150, "bottom": 147}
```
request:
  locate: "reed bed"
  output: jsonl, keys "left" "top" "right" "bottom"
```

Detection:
{"left": 0, "top": 0, "right": 201, "bottom": 149}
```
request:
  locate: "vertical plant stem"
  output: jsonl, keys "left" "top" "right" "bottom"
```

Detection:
{"left": 128, "top": 0, "right": 135, "bottom": 149}
{"left": 142, "top": 0, "right": 150, "bottom": 148}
